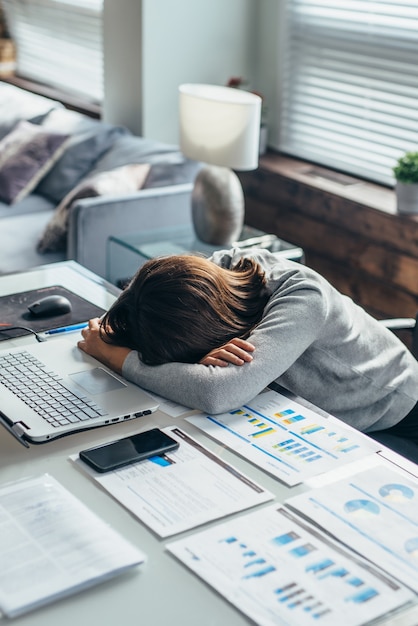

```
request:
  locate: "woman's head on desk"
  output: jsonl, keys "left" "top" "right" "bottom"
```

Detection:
{"left": 100, "top": 254, "right": 270, "bottom": 366}
{"left": 79, "top": 248, "right": 418, "bottom": 464}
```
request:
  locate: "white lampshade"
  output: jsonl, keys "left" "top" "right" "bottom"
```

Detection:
{"left": 179, "top": 83, "right": 262, "bottom": 171}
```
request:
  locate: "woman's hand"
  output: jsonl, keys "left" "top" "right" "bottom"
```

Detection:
{"left": 77, "top": 317, "right": 131, "bottom": 374}
{"left": 199, "top": 338, "right": 255, "bottom": 367}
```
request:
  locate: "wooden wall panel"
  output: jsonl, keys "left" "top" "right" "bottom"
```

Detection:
{"left": 238, "top": 156, "right": 418, "bottom": 319}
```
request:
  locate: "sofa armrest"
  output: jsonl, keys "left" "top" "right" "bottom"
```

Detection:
{"left": 67, "top": 183, "right": 193, "bottom": 278}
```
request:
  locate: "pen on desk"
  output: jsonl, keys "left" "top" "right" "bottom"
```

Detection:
{"left": 45, "top": 322, "right": 88, "bottom": 335}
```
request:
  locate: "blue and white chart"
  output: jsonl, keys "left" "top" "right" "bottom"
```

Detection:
{"left": 167, "top": 505, "right": 413, "bottom": 626}
{"left": 188, "top": 390, "right": 378, "bottom": 486}
{"left": 286, "top": 464, "right": 418, "bottom": 592}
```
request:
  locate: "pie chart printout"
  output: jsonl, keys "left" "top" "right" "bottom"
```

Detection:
{"left": 379, "top": 483, "right": 414, "bottom": 503}
{"left": 344, "top": 499, "right": 380, "bottom": 517}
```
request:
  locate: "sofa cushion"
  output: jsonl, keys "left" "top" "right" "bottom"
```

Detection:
{"left": 143, "top": 160, "right": 201, "bottom": 189}
{"left": 0, "top": 83, "right": 63, "bottom": 141}
{"left": 88, "top": 135, "right": 186, "bottom": 175}
{"left": 37, "top": 163, "right": 151, "bottom": 254}
{"left": 35, "top": 108, "right": 128, "bottom": 203}
{"left": 0, "top": 209, "right": 65, "bottom": 275}
{"left": 0, "top": 192, "right": 54, "bottom": 218}
{"left": 0, "top": 121, "right": 70, "bottom": 204}
{"left": 88, "top": 134, "right": 200, "bottom": 189}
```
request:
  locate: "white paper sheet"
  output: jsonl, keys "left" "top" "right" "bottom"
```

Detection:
{"left": 73, "top": 427, "right": 274, "bottom": 537}
{"left": 167, "top": 504, "right": 413, "bottom": 626}
{"left": 146, "top": 391, "right": 190, "bottom": 417}
{"left": 188, "top": 390, "right": 378, "bottom": 486}
{"left": 0, "top": 474, "right": 145, "bottom": 618}
{"left": 286, "top": 463, "right": 418, "bottom": 592}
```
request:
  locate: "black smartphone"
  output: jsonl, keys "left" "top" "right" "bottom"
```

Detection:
{"left": 79, "top": 428, "right": 179, "bottom": 473}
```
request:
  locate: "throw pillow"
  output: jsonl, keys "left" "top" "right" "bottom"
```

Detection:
{"left": 143, "top": 161, "right": 201, "bottom": 189}
{"left": 0, "top": 120, "right": 70, "bottom": 205}
{"left": 87, "top": 134, "right": 185, "bottom": 179}
{"left": 37, "top": 163, "right": 151, "bottom": 254}
{"left": 35, "top": 108, "right": 128, "bottom": 204}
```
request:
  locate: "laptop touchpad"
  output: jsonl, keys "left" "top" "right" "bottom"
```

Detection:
{"left": 70, "top": 368, "right": 126, "bottom": 395}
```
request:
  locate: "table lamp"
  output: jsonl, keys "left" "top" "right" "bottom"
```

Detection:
{"left": 179, "top": 83, "right": 262, "bottom": 245}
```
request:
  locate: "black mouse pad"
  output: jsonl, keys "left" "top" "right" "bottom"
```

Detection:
{"left": 0, "top": 285, "right": 107, "bottom": 341}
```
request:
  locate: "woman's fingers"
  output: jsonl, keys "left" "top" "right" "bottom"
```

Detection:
{"left": 221, "top": 344, "right": 254, "bottom": 362}
{"left": 228, "top": 338, "right": 256, "bottom": 352}
{"left": 199, "top": 339, "right": 256, "bottom": 367}
{"left": 200, "top": 356, "right": 230, "bottom": 367}
{"left": 88, "top": 317, "right": 101, "bottom": 330}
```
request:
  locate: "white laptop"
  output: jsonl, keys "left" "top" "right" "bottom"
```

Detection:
{"left": 0, "top": 337, "right": 159, "bottom": 446}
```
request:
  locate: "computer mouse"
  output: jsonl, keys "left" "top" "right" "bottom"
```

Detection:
{"left": 28, "top": 295, "right": 72, "bottom": 317}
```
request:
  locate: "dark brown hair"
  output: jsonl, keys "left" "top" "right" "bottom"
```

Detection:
{"left": 101, "top": 254, "right": 269, "bottom": 365}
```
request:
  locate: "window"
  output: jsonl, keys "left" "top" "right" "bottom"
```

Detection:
{"left": 2, "top": 0, "right": 103, "bottom": 103}
{"left": 279, "top": 1, "right": 418, "bottom": 186}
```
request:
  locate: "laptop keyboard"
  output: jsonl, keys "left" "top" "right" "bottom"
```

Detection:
{"left": 0, "top": 350, "right": 107, "bottom": 428}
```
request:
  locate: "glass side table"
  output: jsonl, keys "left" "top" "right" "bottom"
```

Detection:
{"left": 107, "top": 224, "right": 304, "bottom": 286}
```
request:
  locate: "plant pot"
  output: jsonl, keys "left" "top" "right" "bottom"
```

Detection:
{"left": 396, "top": 181, "right": 418, "bottom": 214}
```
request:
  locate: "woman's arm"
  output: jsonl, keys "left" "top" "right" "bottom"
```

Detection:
{"left": 79, "top": 253, "right": 328, "bottom": 414}
{"left": 77, "top": 318, "right": 131, "bottom": 373}
{"left": 121, "top": 284, "right": 328, "bottom": 414}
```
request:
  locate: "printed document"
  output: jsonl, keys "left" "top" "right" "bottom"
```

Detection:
{"left": 0, "top": 474, "right": 145, "bottom": 618}
{"left": 73, "top": 427, "right": 274, "bottom": 537}
{"left": 146, "top": 391, "right": 190, "bottom": 417}
{"left": 286, "top": 463, "right": 418, "bottom": 592}
{"left": 188, "top": 390, "right": 378, "bottom": 486}
{"left": 167, "top": 504, "right": 413, "bottom": 626}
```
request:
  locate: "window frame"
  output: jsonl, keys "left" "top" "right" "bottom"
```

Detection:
{"left": 278, "top": 0, "right": 418, "bottom": 187}
{"left": 2, "top": 0, "right": 104, "bottom": 105}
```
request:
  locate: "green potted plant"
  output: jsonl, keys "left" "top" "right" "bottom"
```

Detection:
{"left": 393, "top": 151, "right": 418, "bottom": 214}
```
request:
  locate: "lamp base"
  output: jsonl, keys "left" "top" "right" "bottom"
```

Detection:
{"left": 191, "top": 165, "right": 244, "bottom": 245}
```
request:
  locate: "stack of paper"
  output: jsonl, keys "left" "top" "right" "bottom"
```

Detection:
{"left": 0, "top": 474, "right": 145, "bottom": 618}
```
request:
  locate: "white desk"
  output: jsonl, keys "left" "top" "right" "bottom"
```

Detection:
{"left": 1, "top": 262, "right": 418, "bottom": 626}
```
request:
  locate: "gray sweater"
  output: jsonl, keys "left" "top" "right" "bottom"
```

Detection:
{"left": 122, "top": 248, "right": 418, "bottom": 432}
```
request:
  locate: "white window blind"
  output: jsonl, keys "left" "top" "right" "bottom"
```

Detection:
{"left": 280, "top": 1, "right": 418, "bottom": 186}
{"left": 2, "top": 0, "right": 103, "bottom": 103}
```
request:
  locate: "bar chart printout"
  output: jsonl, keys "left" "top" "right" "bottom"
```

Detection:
{"left": 188, "top": 390, "right": 377, "bottom": 486}
{"left": 167, "top": 505, "right": 413, "bottom": 626}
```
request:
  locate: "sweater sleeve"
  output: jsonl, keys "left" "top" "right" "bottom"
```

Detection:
{"left": 122, "top": 255, "right": 329, "bottom": 414}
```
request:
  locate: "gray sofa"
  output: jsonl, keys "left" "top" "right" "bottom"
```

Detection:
{"left": 0, "top": 83, "right": 199, "bottom": 278}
